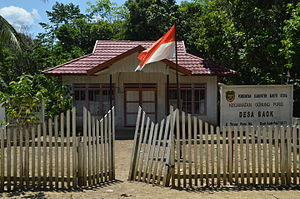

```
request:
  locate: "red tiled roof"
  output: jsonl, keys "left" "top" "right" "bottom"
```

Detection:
{"left": 43, "top": 40, "right": 235, "bottom": 76}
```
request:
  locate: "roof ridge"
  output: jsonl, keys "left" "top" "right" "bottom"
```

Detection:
{"left": 43, "top": 53, "right": 93, "bottom": 73}
{"left": 92, "top": 40, "right": 98, "bottom": 53}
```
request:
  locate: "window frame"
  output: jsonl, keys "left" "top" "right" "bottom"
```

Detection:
{"left": 72, "top": 83, "right": 115, "bottom": 117}
{"left": 166, "top": 83, "right": 207, "bottom": 116}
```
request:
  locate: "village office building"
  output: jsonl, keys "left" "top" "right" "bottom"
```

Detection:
{"left": 44, "top": 40, "right": 235, "bottom": 128}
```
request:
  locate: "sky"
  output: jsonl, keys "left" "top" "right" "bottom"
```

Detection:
{"left": 0, "top": 0, "right": 183, "bottom": 37}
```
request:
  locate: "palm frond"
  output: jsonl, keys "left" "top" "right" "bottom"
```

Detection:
{"left": 0, "top": 15, "right": 21, "bottom": 49}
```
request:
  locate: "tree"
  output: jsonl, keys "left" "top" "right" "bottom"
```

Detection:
{"left": 0, "top": 15, "right": 21, "bottom": 50}
{"left": 0, "top": 74, "right": 72, "bottom": 126}
{"left": 123, "top": 0, "right": 178, "bottom": 40}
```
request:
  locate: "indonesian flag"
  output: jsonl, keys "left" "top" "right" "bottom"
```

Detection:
{"left": 135, "top": 25, "right": 176, "bottom": 71}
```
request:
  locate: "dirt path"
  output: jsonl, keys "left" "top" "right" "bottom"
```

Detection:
{"left": 2, "top": 140, "right": 300, "bottom": 199}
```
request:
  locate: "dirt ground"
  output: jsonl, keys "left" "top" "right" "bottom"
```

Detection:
{"left": 1, "top": 140, "right": 300, "bottom": 199}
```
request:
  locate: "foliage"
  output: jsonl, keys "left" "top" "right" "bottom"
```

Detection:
{"left": 0, "top": 74, "right": 71, "bottom": 126}
{"left": 0, "top": 15, "right": 21, "bottom": 50}
{"left": 1, "top": 0, "right": 300, "bottom": 116}
{"left": 123, "top": 0, "right": 178, "bottom": 40}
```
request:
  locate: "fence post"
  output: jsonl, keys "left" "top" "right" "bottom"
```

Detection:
{"left": 78, "top": 141, "right": 85, "bottom": 187}
{"left": 164, "top": 107, "right": 176, "bottom": 187}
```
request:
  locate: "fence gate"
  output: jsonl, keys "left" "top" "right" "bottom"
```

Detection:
{"left": 0, "top": 106, "right": 115, "bottom": 191}
{"left": 128, "top": 107, "right": 176, "bottom": 186}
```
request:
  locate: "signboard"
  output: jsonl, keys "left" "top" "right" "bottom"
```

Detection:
{"left": 220, "top": 85, "right": 293, "bottom": 127}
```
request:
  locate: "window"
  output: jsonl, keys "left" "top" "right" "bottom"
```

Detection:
{"left": 73, "top": 84, "right": 115, "bottom": 117}
{"left": 167, "top": 84, "right": 206, "bottom": 115}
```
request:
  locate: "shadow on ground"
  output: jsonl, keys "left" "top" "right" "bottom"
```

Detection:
{"left": 170, "top": 184, "right": 300, "bottom": 193}
{"left": 4, "top": 179, "right": 124, "bottom": 198}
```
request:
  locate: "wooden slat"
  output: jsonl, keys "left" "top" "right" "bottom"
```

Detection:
{"left": 204, "top": 122, "right": 209, "bottom": 186}
{"left": 132, "top": 111, "right": 146, "bottom": 181}
{"left": 216, "top": 126, "right": 221, "bottom": 187}
{"left": 280, "top": 126, "right": 285, "bottom": 184}
{"left": 292, "top": 126, "right": 297, "bottom": 184}
{"left": 0, "top": 128, "right": 4, "bottom": 191}
{"left": 112, "top": 107, "right": 116, "bottom": 179}
{"left": 199, "top": 120, "right": 204, "bottom": 185}
{"left": 157, "top": 115, "right": 170, "bottom": 184}
{"left": 83, "top": 107, "right": 88, "bottom": 186}
{"left": 37, "top": 124, "right": 42, "bottom": 189}
{"left": 142, "top": 122, "right": 155, "bottom": 182}
{"left": 228, "top": 126, "right": 233, "bottom": 184}
{"left": 108, "top": 111, "right": 112, "bottom": 181}
{"left": 104, "top": 114, "right": 108, "bottom": 182}
{"left": 239, "top": 126, "right": 244, "bottom": 184}
{"left": 87, "top": 111, "right": 92, "bottom": 185}
{"left": 268, "top": 126, "right": 273, "bottom": 185}
{"left": 296, "top": 125, "right": 300, "bottom": 183}
{"left": 187, "top": 114, "right": 192, "bottom": 187}
{"left": 193, "top": 117, "right": 198, "bottom": 186}
{"left": 7, "top": 128, "right": 11, "bottom": 191}
{"left": 210, "top": 125, "right": 215, "bottom": 186}
{"left": 162, "top": 111, "right": 176, "bottom": 186}
{"left": 100, "top": 119, "right": 104, "bottom": 182}
{"left": 146, "top": 123, "right": 159, "bottom": 184}
{"left": 31, "top": 126, "right": 36, "bottom": 188}
{"left": 257, "top": 127, "right": 262, "bottom": 184}
{"left": 137, "top": 117, "right": 150, "bottom": 181}
{"left": 169, "top": 107, "right": 175, "bottom": 187}
{"left": 25, "top": 127, "right": 30, "bottom": 187}
{"left": 54, "top": 116, "right": 59, "bottom": 188}
{"left": 72, "top": 107, "right": 77, "bottom": 187}
{"left": 43, "top": 122, "right": 48, "bottom": 188}
{"left": 251, "top": 127, "right": 256, "bottom": 184}
{"left": 92, "top": 117, "right": 96, "bottom": 184}
{"left": 263, "top": 126, "right": 268, "bottom": 184}
{"left": 151, "top": 119, "right": 165, "bottom": 184}
{"left": 95, "top": 119, "right": 100, "bottom": 184}
{"left": 48, "top": 118, "right": 53, "bottom": 188}
{"left": 286, "top": 126, "right": 292, "bottom": 185}
{"left": 128, "top": 107, "right": 142, "bottom": 180}
{"left": 245, "top": 126, "right": 250, "bottom": 184}
{"left": 234, "top": 126, "right": 238, "bottom": 184}
{"left": 175, "top": 110, "right": 180, "bottom": 187}
{"left": 19, "top": 128, "right": 24, "bottom": 188}
{"left": 60, "top": 113, "right": 65, "bottom": 188}
{"left": 222, "top": 126, "right": 227, "bottom": 185}
{"left": 139, "top": 117, "right": 151, "bottom": 182}
{"left": 13, "top": 128, "right": 17, "bottom": 190}
{"left": 66, "top": 110, "right": 71, "bottom": 187}
{"left": 274, "top": 126, "right": 279, "bottom": 185}
{"left": 181, "top": 112, "right": 187, "bottom": 187}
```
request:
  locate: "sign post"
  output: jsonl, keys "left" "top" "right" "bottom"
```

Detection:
{"left": 220, "top": 85, "right": 293, "bottom": 127}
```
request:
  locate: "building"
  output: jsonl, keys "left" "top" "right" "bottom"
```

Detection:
{"left": 44, "top": 40, "right": 235, "bottom": 129}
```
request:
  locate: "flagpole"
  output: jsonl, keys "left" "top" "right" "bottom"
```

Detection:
{"left": 175, "top": 25, "right": 180, "bottom": 110}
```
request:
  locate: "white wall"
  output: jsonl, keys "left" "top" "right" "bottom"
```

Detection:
{"left": 62, "top": 52, "right": 218, "bottom": 127}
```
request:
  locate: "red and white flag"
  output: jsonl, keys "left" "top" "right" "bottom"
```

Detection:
{"left": 136, "top": 25, "right": 176, "bottom": 71}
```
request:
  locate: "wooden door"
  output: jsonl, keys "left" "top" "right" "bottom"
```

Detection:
{"left": 124, "top": 84, "right": 157, "bottom": 126}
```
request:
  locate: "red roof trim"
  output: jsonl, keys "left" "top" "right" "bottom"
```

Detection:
{"left": 87, "top": 45, "right": 193, "bottom": 76}
{"left": 87, "top": 45, "right": 144, "bottom": 75}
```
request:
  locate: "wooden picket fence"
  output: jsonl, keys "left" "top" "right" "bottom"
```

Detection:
{"left": 0, "top": 106, "right": 115, "bottom": 191}
{"left": 128, "top": 107, "right": 176, "bottom": 186}
{"left": 129, "top": 107, "right": 300, "bottom": 188}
